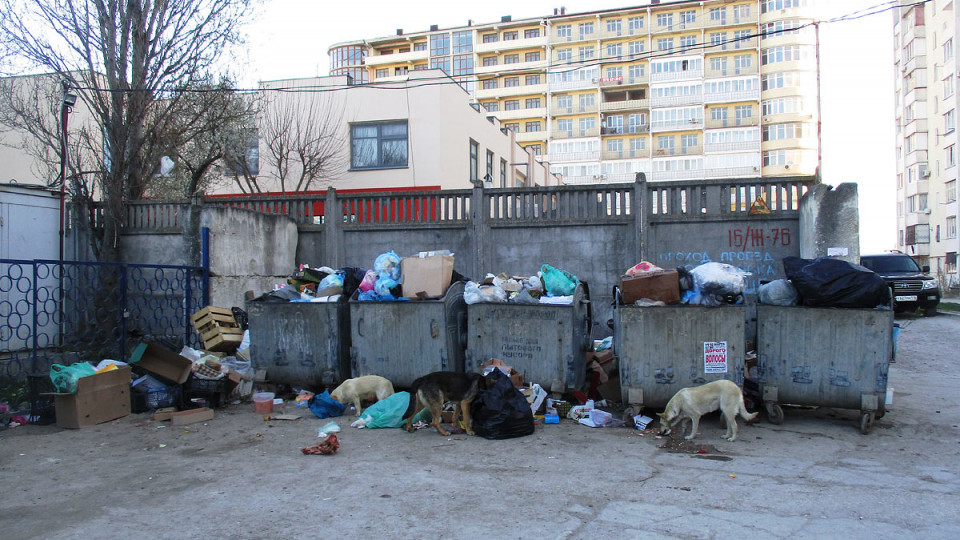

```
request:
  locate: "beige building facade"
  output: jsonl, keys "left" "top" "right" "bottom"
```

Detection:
{"left": 329, "top": 0, "right": 822, "bottom": 184}
{"left": 893, "top": 1, "right": 959, "bottom": 287}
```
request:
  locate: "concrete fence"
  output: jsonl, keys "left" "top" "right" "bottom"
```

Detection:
{"left": 75, "top": 174, "right": 860, "bottom": 340}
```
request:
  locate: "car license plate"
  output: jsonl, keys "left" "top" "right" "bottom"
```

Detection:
{"left": 895, "top": 295, "right": 917, "bottom": 302}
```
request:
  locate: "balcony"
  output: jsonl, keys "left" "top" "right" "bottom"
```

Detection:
{"left": 551, "top": 31, "right": 598, "bottom": 45}
{"left": 651, "top": 93, "right": 704, "bottom": 108}
{"left": 601, "top": 98, "right": 650, "bottom": 112}
{"left": 496, "top": 106, "right": 547, "bottom": 121}
{"left": 552, "top": 127, "right": 601, "bottom": 139}
{"left": 651, "top": 119, "right": 704, "bottom": 132}
{"left": 704, "top": 65, "right": 759, "bottom": 78}
{"left": 650, "top": 68, "right": 704, "bottom": 83}
{"left": 364, "top": 49, "right": 429, "bottom": 67}
{"left": 476, "top": 83, "right": 548, "bottom": 100}
{"left": 648, "top": 168, "right": 704, "bottom": 181}
{"left": 704, "top": 117, "right": 758, "bottom": 129}
{"left": 602, "top": 149, "right": 650, "bottom": 160}
{"left": 550, "top": 101, "right": 598, "bottom": 116}
{"left": 601, "top": 125, "right": 649, "bottom": 135}
{"left": 703, "top": 165, "right": 760, "bottom": 178}
{"left": 652, "top": 145, "right": 703, "bottom": 157}
{"left": 703, "top": 140, "right": 761, "bottom": 153}
{"left": 515, "top": 131, "right": 547, "bottom": 143}
{"left": 548, "top": 150, "right": 601, "bottom": 163}
{"left": 703, "top": 88, "right": 760, "bottom": 104}
{"left": 548, "top": 77, "right": 599, "bottom": 92}
{"left": 475, "top": 35, "right": 548, "bottom": 54}
{"left": 475, "top": 58, "right": 548, "bottom": 76}
{"left": 654, "top": 20, "right": 702, "bottom": 34}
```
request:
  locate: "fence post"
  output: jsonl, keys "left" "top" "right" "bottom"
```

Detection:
{"left": 634, "top": 172, "right": 649, "bottom": 262}
{"left": 470, "top": 182, "right": 486, "bottom": 279}
{"left": 325, "top": 188, "right": 342, "bottom": 269}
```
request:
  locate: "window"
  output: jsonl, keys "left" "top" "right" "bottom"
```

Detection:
{"left": 607, "top": 19, "right": 622, "bottom": 35}
{"left": 628, "top": 64, "right": 644, "bottom": 80}
{"left": 482, "top": 78, "right": 498, "bottom": 89}
{"left": 579, "top": 93, "right": 595, "bottom": 107}
{"left": 945, "top": 38, "right": 954, "bottom": 62}
{"left": 430, "top": 34, "right": 450, "bottom": 56}
{"left": 733, "top": 30, "right": 752, "bottom": 48}
{"left": 762, "top": 45, "right": 808, "bottom": 65}
{"left": 483, "top": 56, "right": 498, "bottom": 67}
{"left": 761, "top": 0, "right": 806, "bottom": 13}
{"left": 710, "top": 32, "right": 726, "bottom": 49}
{"left": 486, "top": 150, "right": 494, "bottom": 181}
{"left": 529, "top": 144, "right": 542, "bottom": 155}
{"left": 525, "top": 121, "right": 541, "bottom": 132}
{"left": 557, "top": 48, "right": 572, "bottom": 62}
{"left": 946, "top": 109, "right": 956, "bottom": 134}
{"left": 710, "top": 7, "right": 726, "bottom": 24}
{"left": 628, "top": 16, "right": 644, "bottom": 32}
{"left": 430, "top": 57, "right": 450, "bottom": 74}
{"left": 733, "top": 4, "right": 751, "bottom": 21}
{"left": 945, "top": 77, "right": 955, "bottom": 98}
{"left": 482, "top": 33, "right": 498, "bottom": 44}
{"left": 413, "top": 41, "right": 427, "bottom": 51}
{"left": 606, "top": 66, "right": 623, "bottom": 79}
{"left": 948, "top": 144, "right": 956, "bottom": 168}
{"left": 504, "top": 99, "right": 520, "bottom": 111}
{"left": 557, "top": 95, "right": 573, "bottom": 110}
{"left": 579, "top": 46, "right": 595, "bottom": 61}
{"left": 657, "top": 13, "right": 673, "bottom": 28}
{"left": 681, "top": 133, "right": 698, "bottom": 148}
{"left": 712, "top": 107, "right": 728, "bottom": 121}
{"left": 453, "top": 55, "right": 473, "bottom": 76}
{"left": 483, "top": 101, "right": 499, "bottom": 112}
{"left": 375, "top": 68, "right": 389, "bottom": 79}
{"left": 504, "top": 76, "right": 520, "bottom": 87}
{"left": 735, "top": 105, "right": 753, "bottom": 123}
{"left": 503, "top": 54, "right": 519, "bottom": 64}
{"left": 503, "top": 122, "right": 520, "bottom": 131}
{"left": 607, "top": 139, "right": 623, "bottom": 153}
{"left": 763, "top": 123, "right": 806, "bottom": 141}
{"left": 394, "top": 66, "right": 408, "bottom": 76}
{"left": 525, "top": 51, "right": 541, "bottom": 62}
{"left": 580, "top": 116, "right": 596, "bottom": 133}
{"left": 949, "top": 217, "right": 958, "bottom": 240}
{"left": 629, "top": 40, "right": 645, "bottom": 55}
{"left": 470, "top": 140, "right": 479, "bottom": 181}
{"left": 503, "top": 31, "right": 518, "bottom": 41}
{"left": 500, "top": 158, "right": 507, "bottom": 187}
{"left": 657, "top": 38, "right": 674, "bottom": 51}
{"left": 524, "top": 28, "right": 540, "bottom": 39}
{"left": 630, "top": 137, "right": 646, "bottom": 151}
{"left": 351, "top": 121, "right": 408, "bottom": 170}
{"left": 525, "top": 98, "right": 541, "bottom": 109}
{"left": 628, "top": 113, "right": 646, "bottom": 132}
{"left": 607, "top": 43, "right": 622, "bottom": 58}
{"left": 734, "top": 54, "right": 752, "bottom": 72}
{"left": 680, "top": 36, "right": 697, "bottom": 51}
{"left": 452, "top": 30, "right": 472, "bottom": 53}
{"left": 948, "top": 252, "right": 958, "bottom": 273}
{"left": 525, "top": 74, "right": 541, "bottom": 85}
{"left": 657, "top": 135, "right": 675, "bottom": 150}
{"left": 606, "top": 114, "right": 624, "bottom": 133}
{"left": 680, "top": 10, "right": 696, "bottom": 24}
{"left": 413, "top": 64, "right": 428, "bottom": 70}
{"left": 578, "top": 22, "right": 594, "bottom": 38}
{"left": 557, "top": 118, "right": 573, "bottom": 132}
{"left": 557, "top": 24, "right": 572, "bottom": 40}
{"left": 946, "top": 179, "right": 957, "bottom": 203}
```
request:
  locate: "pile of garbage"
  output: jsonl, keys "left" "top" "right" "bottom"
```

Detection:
{"left": 619, "top": 260, "right": 751, "bottom": 307}
{"left": 463, "top": 264, "right": 580, "bottom": 305}
{"left": 759, "top": 256, "right": 891, "bottom": 309}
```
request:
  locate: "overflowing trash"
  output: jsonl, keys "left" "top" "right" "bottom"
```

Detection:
{"left": 463, "top": 264, "right": 578, "bottom": 305}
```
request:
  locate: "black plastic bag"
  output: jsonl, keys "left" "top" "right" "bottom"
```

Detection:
{"left": 783, "top": 257, "right": 891, "bottom": 309}
{"left": 471, "top": 369, "right": 535, "bottom": 440}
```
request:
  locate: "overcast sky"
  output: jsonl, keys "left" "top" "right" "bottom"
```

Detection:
{"left": 244, "top": 0, "right": 896, "bottom": 253}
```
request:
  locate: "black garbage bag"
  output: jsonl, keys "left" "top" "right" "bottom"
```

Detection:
{"left": 471, "top": 369, "right": 535, "bottom": 440}
{"left": 340, "top": 266, "right": 368, "bottom": 299}
{"left": 783, "top": 256, "right": 891, "bottom": 309}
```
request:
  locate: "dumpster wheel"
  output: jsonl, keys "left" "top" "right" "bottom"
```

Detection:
{"left": 765, "top": 403, "right": 784, "bottom": 425}
{"left": 860, "top": 412, "right": 875, "bottom": 435}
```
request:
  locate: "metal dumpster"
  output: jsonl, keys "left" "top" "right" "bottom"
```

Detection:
{"left": 465, "top": 282, "right": 592, "bottom": 393}
{"left": 614, "top": 303, "right": 746, "bottom": 409}
{"left": 756, "top": 304, "right": 894, "bottom": 434}
{"left": 349, "top": 280, "right": 466, "bottom": 388}
{"left": 244, "top": 298, "right": 351, "bottom": 388}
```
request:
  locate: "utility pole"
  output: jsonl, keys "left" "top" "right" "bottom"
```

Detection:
{"left": 59, "top": 80, "right": 77, "bottom": 262}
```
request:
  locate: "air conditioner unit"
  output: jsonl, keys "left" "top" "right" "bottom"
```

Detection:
{"left": 591, "top": 78, "right": 599, "bottom": 83}
{"left": 921, "top": 166, "right": 931, "bottom": 178}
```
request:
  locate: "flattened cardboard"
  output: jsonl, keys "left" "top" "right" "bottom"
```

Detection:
{"left": 170, "top": 407, "right": 214, "bottom": 426}
{"left": 619, "top": 270, "right": 681, "bottom": 305}
{"left": 401, "top": 254, "right": 454, "bottom": 299}
{"left": 54, "top": 365, "right": 132, "bottom": 429}
{"left": 129, "top": 342, "right": 193, "bottom": 384}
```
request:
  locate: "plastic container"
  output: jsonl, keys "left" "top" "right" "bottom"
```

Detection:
{"left": 253, "top": 392, "right": 275, "bottom": 414}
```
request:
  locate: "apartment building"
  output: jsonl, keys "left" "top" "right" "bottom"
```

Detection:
{"left": 328, "top": 0, "right": 821, "bottom": 184}
{"left": 893, "top": 1, "right": 958, "bottom": 288}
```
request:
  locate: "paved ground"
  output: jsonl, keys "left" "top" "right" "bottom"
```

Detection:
{"left": 1, "top": 312, "right": 958, "bottom": 539}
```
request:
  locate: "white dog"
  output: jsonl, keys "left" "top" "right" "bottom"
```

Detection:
{"left": 658, "top": 380, "right": 758, "bottom": 441}
{"left": 330, "top": 375, "right": 395, "bottom": 416}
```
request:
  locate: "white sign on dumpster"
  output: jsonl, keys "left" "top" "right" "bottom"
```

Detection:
{"left": 703, "top": 341, "right": 728, "bottom": 373}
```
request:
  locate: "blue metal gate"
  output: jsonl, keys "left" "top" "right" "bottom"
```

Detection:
{"left": 0, "top": 257, "right": 209, "bottom": 391}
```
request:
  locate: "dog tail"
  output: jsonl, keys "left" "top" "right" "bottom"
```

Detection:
{"left": 739, "top": 398, "right": 759, "bottom": 422}
{"left": 402, "top": 379, "right": 421, "bottom": 420}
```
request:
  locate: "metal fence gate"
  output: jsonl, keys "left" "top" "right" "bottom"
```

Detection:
{"left": 0, "top": 258, "right": 209, "bottom": 409}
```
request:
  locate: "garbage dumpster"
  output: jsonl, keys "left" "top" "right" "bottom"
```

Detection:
{"left": 349, "top": 280, "right": 466, "bottom": 388}
{"left": 614, "top": 301, "right": 746, "bottom": 409}
{"left": 245, "top": 299, "right": 350, "bottom": 388}
{"left": 465, "top": 282, "right": 592, "bottom": 393}
{"left": 756, "top": 304, "right": 894, "bottom": 434}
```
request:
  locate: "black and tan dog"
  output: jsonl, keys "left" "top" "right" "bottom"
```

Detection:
{"left": 403, "top": 371, "right": 484, "bottom": 436}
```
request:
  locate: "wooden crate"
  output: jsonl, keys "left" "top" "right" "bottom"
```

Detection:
{"left": 191, "top": 306, "right": 244, "bottom": 352}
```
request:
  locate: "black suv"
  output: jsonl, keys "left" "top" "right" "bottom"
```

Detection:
{"left": 860, "top": 252, "right": 941, "bottom": 316}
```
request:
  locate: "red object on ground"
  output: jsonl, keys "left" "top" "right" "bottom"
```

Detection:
{"left": 301, "top": 434, "right": 340, "bottom": 455}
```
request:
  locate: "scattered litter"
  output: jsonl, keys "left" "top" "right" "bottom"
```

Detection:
{"left": 728, "top": 474, "right": 737, "bottom": 478}
{"left": 264, "top": 414, "right": 301, "bottom": 421}
{"left": 318, "top": 421, "right": 341, "bottom": 437}
{"left": 301, "top": 433, "right": 339, "bottom": 455}
{"left": 159, "top": 444, "right": 166, "bottom": 448}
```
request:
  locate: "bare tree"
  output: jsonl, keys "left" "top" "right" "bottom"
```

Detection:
{"left": 257, "top": 91, "right": 349, "bottom": 194}
{"left": 0, "top": 0, "right": 255, "bottom": 262}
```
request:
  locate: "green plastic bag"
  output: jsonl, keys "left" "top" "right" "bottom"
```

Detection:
{"left": 359, "top": 391, "right": 411, "bottom": 428}
{"left": 541, "top": 264, "right": 579, "bottom": 296}
{"left": 49, "top": 362, "right": 97, "bottom": 393}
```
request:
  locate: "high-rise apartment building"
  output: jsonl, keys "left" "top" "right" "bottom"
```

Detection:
{"left": 893, "top": 1, "right": 958, "bottom": 288}
{"left": 329, "top": 0, "right": 821, "bottom": 184}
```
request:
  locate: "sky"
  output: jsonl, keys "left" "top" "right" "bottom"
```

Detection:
{"left": 244, "top": 0, "right": 897, "bottom": 253}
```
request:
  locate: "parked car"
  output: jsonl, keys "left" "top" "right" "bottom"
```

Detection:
{"left": 860, "top": 251, "right": 940, "bottom": 316}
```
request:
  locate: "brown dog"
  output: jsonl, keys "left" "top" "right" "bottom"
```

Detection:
{"left": 403, "top": 371, "right": 483, "bottom": 436}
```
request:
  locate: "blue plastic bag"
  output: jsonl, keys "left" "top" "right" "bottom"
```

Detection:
{"left": 308, "top": 390, "right": 346, "bottom": 419}
{"left": 541, "top": 264, "right": 579, "bottom": 296}
{"left": 374, "top": 251, "right": 402, "bottom": 281}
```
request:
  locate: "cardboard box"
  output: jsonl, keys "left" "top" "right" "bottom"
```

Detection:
{"left": 597, "top": 374, "right": 622, "bottom": 403}
{"left": 129, "top": 342, "right": 193, "bottom": 384}
{"left": 54, "top": 365, "right": 132, "bottom": 429}
{"left": 401, "top": 254, "right": 454, "bottom": 299}
{"left": 619, "top": 270, "right": 680, "bottom": 305}
{"left": 509, "top": 370, "right": 523, "bottom": 389}
{"left": 169, "top": 407, "right": 214, "bottom": 426}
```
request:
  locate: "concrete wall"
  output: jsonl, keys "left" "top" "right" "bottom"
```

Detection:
{"left": 799, "top": 183, "right": 860, "bottom": 263}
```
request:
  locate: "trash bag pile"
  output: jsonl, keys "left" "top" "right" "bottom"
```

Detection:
{"left": 774, "top": 256, "right": 891, "bottom": 309}
{"left": 618, "top": 260, "right": 750, "bottom": 307}
{"left": 463, "top": 264, "right": 579, "bottom": 305}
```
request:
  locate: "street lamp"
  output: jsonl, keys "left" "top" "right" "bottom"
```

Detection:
{"left": 59, "top": 80, "right": 76, "bottom": 262}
